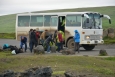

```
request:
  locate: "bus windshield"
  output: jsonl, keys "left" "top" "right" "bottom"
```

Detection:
{"left": 82, "top": 13, "right": 102, "bottom": 29}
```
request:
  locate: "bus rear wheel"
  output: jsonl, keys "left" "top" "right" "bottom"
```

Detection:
{"left": 82, "top": 44, "right": 95, "bottom": 51}
{"left": 67, "top": 38, "right": 75, "bottom": 49}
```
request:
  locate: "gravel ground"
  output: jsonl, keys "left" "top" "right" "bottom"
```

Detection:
{"left": 0, "top": 39, "right": 115, "bottom": 56}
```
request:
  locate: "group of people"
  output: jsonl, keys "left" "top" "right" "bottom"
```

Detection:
{"left": 20, "top": 28, "right": 80, "bottom": 53}
{"left": 20, "top": 29, "right": 40, "bottom": 53}
{"left": 41, "top": 30, "right": 65, "bottom": 53}
{"left": 43, "top": 30, "right": 65, "bottom": 53}
{"left": 20, "top": 29, "right": 65, "bottom": 53}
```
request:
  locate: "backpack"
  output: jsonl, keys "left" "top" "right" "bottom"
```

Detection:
{"left": 10, "top": 46, "right": 19, "bottom": 54}
{"left": 3, "top": 44, "right": 9, "bottom": 49}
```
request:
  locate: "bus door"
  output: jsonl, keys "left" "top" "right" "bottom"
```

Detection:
{"left": 58, "top": 16, "right": 65, "bottom": 33}
{"left": 58, "top": 16, "right": 66, "bottom": 44}
{"left": 50, "top": 16, "right": 58, "bottom": 34}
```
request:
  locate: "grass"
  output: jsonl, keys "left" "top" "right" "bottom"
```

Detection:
{"left": 0, "top": 33, "right": 15, "bottom": 39}
{"left": 104, "top": 57, "right": 115, "bottom": 61}
{"left": 103, "top": 36, "right": 115, "bottom": 44}
{"left": 0, "top": 51, "right": 115, "bottom": 76}
{"left": 0, "top": 14, "right": 16, "bottom": 33}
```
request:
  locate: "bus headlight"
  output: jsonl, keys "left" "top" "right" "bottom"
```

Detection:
{"left": 86, "top": 36, "right": 90, "bottom": 39}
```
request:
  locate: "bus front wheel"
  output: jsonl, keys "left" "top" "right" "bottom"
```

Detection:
{"left": 82, "top": 44, "right": 95, "bottom": 51}
{"left": 67, "top": 38, "right": 75, "bottom": 49}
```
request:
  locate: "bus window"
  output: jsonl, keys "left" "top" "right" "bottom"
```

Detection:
{"left": 50, "top": 16, "right": 58, "bottom": 26}
{"left": 18, "top": 16, "right": 30, "bottom": 27}
{"left": 44, "top": 15, "right": 51, "bottom": 26}
{"left": 30, "top": 15, "right": 43, "bottom": 26}
{"left": 66, "top": 15, "right": 81, "bottom": 26}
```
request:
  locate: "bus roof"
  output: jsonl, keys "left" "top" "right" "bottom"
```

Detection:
{"left": 17, "top": 11, "right": 100, "bottom": 16}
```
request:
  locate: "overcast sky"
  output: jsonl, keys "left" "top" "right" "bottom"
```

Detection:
{"left": 0, "top": 0, "right": 115, "bottom": 16}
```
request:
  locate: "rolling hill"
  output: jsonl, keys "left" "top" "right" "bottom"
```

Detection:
{"left": 0, "top": 6, "right": 115, "bottom": 33}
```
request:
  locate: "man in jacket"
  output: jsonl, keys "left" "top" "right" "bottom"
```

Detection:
{"left": 20, "top": 36, "right": 27, "bottom": 52}
{"left": 40, "top": 30, "right": 48, "bottom": 45}
{"left": 59, "top": 30, "right": 64, "bottom": 50}
{"left": 35, "top": 30, "right": 40, "bottom": 45}
{"left": 56, "top": 31, "right": 63, "bottom": 52}
{"left": 29, "top": 29, "right": 33, "bottom": 48}
{"left": 53, "top": 30, "right": 57, "bottom": 44}
{"left": 73, "top": 30, "right": 80, "bottom": 53}
{"left": 30, "top": 29, "right": 37, "bottom": 53}
{"left": 44, "top": 34, "right": 55, "bottom": 53}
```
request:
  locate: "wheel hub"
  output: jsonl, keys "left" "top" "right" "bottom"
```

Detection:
{"left": 70, "top": 42, "right": 74, "bottom": 48}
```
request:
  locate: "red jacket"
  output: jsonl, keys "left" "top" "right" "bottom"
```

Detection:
{"left": 36, "top": 32, "right": 40, "bottom": 39}
{"left": 58, "top": 33, "right": 63, "bottom": 42}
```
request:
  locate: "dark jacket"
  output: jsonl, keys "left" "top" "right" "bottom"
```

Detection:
{"left": 73, "top": 30, "right": 80, "bottom": 42}
{"left": 45, "top": 34, "right": 54, "bottom": 44}
{"left": 29, "top": 31, "right": 32, "bottom": 42}
{"left": 21, "top": 36, "right": 27, "bottom": 43}
{"left": 31, "top": 31, "right": 37, "bottom": 42}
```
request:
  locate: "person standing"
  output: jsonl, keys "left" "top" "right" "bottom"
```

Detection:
{"left": 35, "top": 30, "right": 40, "bottom": 46}
{"left": 73, "top": 30, "right": 80, "bottom": 53}
{"left": 56, "top": 31, "right": 63, "bottom": 52}
{"left": 53, "top": 30, "right": 57, "bottom": 45}
{"left": 30, "top": 29, "right": 37, "bottom": 53}
{"left": 29, "top": 29, "right": 33, "bottom": 48}
{"left": 59, "top": 30, "right": 64, "bottom": 50}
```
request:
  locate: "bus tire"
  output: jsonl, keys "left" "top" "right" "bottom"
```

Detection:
{"left": 82, "top": 45, "right": 95, "bottom": 51}
{"left": 67, "top": 38, "right": 75, "bottom": 49}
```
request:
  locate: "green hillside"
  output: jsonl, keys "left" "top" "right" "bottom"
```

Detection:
{"left": 0, "top": 14, "right": 16, "bottom": 33}
{"left": 0, "top": 6, "right": 115, "bottom": 33}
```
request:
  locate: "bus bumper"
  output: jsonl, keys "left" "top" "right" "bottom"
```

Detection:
{"left": 81, "top": 40, "right": 104, "bottom": 44}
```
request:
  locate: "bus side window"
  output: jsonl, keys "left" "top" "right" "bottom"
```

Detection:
{"left": 51, "top": 17, "right": 58, "bottom": 26}
{"left": 30, "top": 15, "right": 43, "bottom": 26}
{"left": 18, "top": 16, "right": 30, "bottom": 27}
{"left": 44, "top": 15, "right": 51, "bottom": 27}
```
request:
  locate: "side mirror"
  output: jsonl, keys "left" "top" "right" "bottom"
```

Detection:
{"left": 109, "top": 19, "right": 111, "bottom": 24}
{"left": 103, "top": 15, "right": 111, "bottom": 24}
{"left": 82, "top": 14, "right": 84, "bottom": 17}
{"left": 100, "top": 15, "right": 103, "bottom": 18}
{"left": 82, "top": 14, "right": 89, "bottom": 23}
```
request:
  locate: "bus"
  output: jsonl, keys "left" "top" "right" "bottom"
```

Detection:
{"left": 16, "top": 12, "right": 111, "bottom": 50}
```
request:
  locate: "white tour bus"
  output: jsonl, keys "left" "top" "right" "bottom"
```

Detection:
{"left": 16, "top": 12, "right": 111, "bottom": 50}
